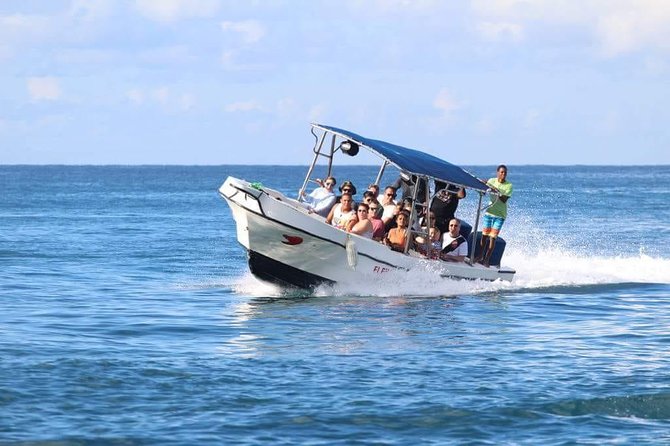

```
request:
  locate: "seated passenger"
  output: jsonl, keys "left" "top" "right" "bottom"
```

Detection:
{"left": 367, "top": 183, "right": 380, "bottom": 198}
{"left": 336, "top": 181, "right": 357, "bottom": 204}
{"left": 401, "top": 197, "right": 421, "bottom": 231}
{"left": 384, "top": 201, "right": 403, "bottom": 232}
{"left": 384, "top": 211, "right": 410, "bottom": 252}
{"left": 362, "top": 190, "right": 377, "bottom": 205}
{"left": 302, "top": 176, "right": 336, "bottom": 217}
{"left": 414, "top": 211, "right": 442, "bottom": 257}
{"left": 368, "top": 202, "right": 385, "bottom": 241}
{"left": 440, "top": 218, "right": 468, "bottom": 262}
{"left": 347, "top": 203, "right": 374, "bottom": 239}
{"left": 326, "top": 193, "right": 355, "bottom": 229}
{"left": 380, "top": 186, "right": 398, "bottom": 223}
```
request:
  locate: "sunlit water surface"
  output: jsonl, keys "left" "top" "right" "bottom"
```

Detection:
{"left": 1, "top": 165, "right": 669, "bottom": 445}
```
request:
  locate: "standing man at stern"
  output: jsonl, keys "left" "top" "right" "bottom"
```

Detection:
{"left": 477, "top": 165, "right": 513, "bottom": 267}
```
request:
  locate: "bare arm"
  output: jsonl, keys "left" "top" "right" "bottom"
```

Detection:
{"left": 325, "top": 205, "right": 336, "bottom": 225}
{"left": 350, "top": 219, "right": 372, "bottom": 235}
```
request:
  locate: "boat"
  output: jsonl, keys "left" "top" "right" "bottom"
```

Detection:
{"left": 218, "top": 124, "right": 516, "bottom": 288}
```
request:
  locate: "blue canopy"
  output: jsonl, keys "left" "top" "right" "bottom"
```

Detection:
{"left": 314, "top": 124, "right": 488, "bottom": 192}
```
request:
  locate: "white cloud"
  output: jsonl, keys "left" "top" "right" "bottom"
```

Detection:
{"left": 595, "top": 3, "right": 670, "bottom": 57}
{"left": 346, "top": 0, "right": 442, "bottom": 16}
{"left": 27, "top": 77, "right": 62, "bottom": 101}
{"left": 0, "top": 44, "right": 11, "bottom": 61}
{"left": 524, "top": 109, "right": 540, "bottom": 128}
{"left": 475, "top": 117, "right": 494, "bottom": 134}
{"left": 221, "top": 20, "right": 266, "bottom": 44}
{"left": 68, "top": 0, "right": 115, "bottom": 21}
{"left": 180, "top": 93, "right": 196, "bottom": 111}
{"left": 220, "top": 49, "right": 268, "bottom": 71}
{"left": 126, "top": 86, "right": 195, "bottom": 112}
{"left": 476, "top": 21, "right": 523, "bottom": 42}
{"left": 470, "top": 0, "right": 593, "bottom": 25}
{"left": 220, "top": 50, "right": 242, "bottom": 70}
{"left": 0, "top": 2, "right": 114, "bottom": 52}
{"left": 433, "top": 88, "right": 461, "bottom": 116}
{"left": 471, "top": 0, "right": 670, "bottom": 57}
{"left": 225, "top": 101, "right": 263, "bottom": 113}
{"left": 308, "top": 104, "right": 328, "bottom": 123}
{"left": 276, "top": 98, "right": 298, "bottom": 119}
{"left": 127, "top": 88, "right": 145, "bottom": 105}
{"left": 0, "top": 13, "right": 52, "bottom": 44}
{"left": 152, "top": 87, "right": 170, "bottom": 105}
{"left": 134, "top": 0, "right": 219, "bottom": 23}
{"left": 139, "top": 45, "right": 194, "bottom": 64}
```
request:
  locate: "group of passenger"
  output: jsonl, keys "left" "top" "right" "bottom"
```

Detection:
{"left": 301, "top": 165, "right": 512, "bottom": 267}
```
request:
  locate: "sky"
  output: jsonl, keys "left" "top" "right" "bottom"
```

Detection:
{"left": 1, "top": 0, "right": 670, "bottom": 165}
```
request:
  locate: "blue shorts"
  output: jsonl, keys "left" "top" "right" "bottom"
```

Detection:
{"left": 482, "top": 214, "right": 505, "bottom": 238}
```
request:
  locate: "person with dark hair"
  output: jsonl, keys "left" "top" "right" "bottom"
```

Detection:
{"left": 335, "top": 180, "right": 357, "bottom": 204}
{"left": 368, "top": 202, "right": 385, "bottom": 240}
{"left": 302, "top": 176, "right": 337, "bottom": 217}
{"left": 392, "top": 172, "right": 428, "bottom": 204}
{"left": 477, "top": 165, "right": 513, "bottom": 267}
{"left": 440, "top": 218, "right": 468, "bottom": 262}
{"left": 339, "top": 180, "right": 356, "bottom": 195}
{"left": 346, "top": 203, "right": 374, "bottom": 239}
{"left": 326, "top": 193, "right": 355, "bottom": 230}
{"left": 430, "top": 180, "right": 466, "bottom": 234}
{"left": 384, "top": 211, "right": 410, "bottom": 252}
{"left": 362, "top": 190, "right": 377, "bottom": 204}
{"left": 380, "top": 186, "right": 398, "bottom": 224}
{"left": 415, "top": 210, "right": 442, "bottom": 257}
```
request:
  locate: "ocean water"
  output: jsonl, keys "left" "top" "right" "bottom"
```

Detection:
{"left": 1, "top": 164, "right": 670, "bottom": 445}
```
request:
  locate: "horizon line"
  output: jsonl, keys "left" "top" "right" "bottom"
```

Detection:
{"left": 1, "top": 163, "right": 669, "bottom": 168}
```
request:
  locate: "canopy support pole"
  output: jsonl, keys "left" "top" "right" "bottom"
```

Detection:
{"left": 374, "top": 161, "right": 388, "bottom": 188}
{"left": 470, "top": 191, "right": 484, "bottom": 264}
{"left": 403, "top": 175, "right": 427, "bottom": 254}
{"left": 298, "top": 130, "right": 328, "bottom": 201}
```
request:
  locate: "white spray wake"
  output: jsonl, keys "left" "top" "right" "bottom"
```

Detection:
{"left": 226, "top": 213, "right": 670, "bottom": 297}
{"left": 226, "top": 249, "right": 670, "bottom": 298}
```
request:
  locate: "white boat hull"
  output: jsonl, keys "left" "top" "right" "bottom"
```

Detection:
{"left": 219, "top": 176, "right": 515, "bottom": 288}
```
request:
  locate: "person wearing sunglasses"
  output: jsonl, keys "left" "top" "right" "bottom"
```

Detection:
{"left": 346, "top": 203, "right": 374, "bottom": 239}
{"left": 367, "top": 202, "right": 385, "bottom": 240}
{"left": 335, "top": 180, "right": 357, "bottom": 205}
{"left": 380, "top": 186, "right": 398, "bottom": 225}
{"left": 303, "top": 176, "right": 337, "bottom": 217}
{"left": 326, "top": 193, "right": 355, "bottom": 229}
{"left": 415, "top": 211, "right": 442, "bottom": 258}
{"left": 440, "top": 218, "right": 468, "bottom": 262}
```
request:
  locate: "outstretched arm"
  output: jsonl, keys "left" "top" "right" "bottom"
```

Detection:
{"left": 312, "top": 195, "right": 336, "bottom": 214}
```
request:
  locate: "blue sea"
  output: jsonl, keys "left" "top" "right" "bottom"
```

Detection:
{"left": 1, "top": 165, "right": 670, "bottom": 445}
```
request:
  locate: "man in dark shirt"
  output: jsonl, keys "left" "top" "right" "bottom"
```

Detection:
{"left": 430, "top": 181, "right": 465, "bottom": 234}
{"left": 392, "top": 172, "right": 428, "bottom": 204}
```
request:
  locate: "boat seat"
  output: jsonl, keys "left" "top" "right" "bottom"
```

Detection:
{"left": 467, "top": 232, "right": 507, "bottom": 266}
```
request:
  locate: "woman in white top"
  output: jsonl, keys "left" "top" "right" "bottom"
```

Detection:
{"left": 347, "top": 203, "right": 374, "bottom": 239}
{"left": 303, "top": 176, "right": 336, "bottom": 217}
